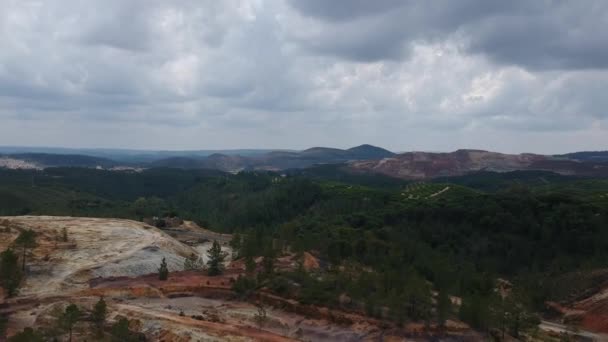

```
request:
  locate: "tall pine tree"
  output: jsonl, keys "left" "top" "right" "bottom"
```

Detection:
{"left": 158, "top": 257, "right": 169, "bottom": 281}
{"left": 0, "top": 249, "right": 22, "bottom": 297}
{"left": 206, "top": 241, "right": 226, "bottom": 276}
{"left": 92, "top": 297, "right": 107, "bottom": 337}
{"left": 14, "top": 230, "right": 37, "bottom": 271}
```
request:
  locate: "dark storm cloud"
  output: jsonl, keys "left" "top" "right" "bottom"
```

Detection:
{"left": 0, "top": 0, "right": 607, "bottom": 153}
{"left": 288, "top": 0, "right": 608, "bottom": 70}
{"left": 288, "top": 0, "right": 405, "bottom": 21}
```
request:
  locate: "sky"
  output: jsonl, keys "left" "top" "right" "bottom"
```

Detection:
{"left": 0, "top": 0, "right": 607, "bottom": 154}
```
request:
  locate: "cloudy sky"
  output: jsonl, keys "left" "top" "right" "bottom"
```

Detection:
{"left": 1, "top": 0, "right": 607, "bottom": 153}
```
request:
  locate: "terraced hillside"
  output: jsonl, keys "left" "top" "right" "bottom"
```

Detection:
{"left": 0, "top": 216, "right": 481, "bottom": 341}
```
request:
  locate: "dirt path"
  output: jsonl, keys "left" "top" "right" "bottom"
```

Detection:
{"left": 428, "top": 186, "right": 450, "bottom": 198}
{"left": 539, "top": 320, "right": 608, "bottom": 341}
{"left": 116, "top": 303, "right": 297, "bottom": 342}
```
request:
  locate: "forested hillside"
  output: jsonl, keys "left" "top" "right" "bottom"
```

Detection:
{"left": 1, "top": 167, "right": 607, "bottom": 334}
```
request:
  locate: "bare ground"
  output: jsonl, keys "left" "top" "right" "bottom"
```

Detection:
{"left": 0, "top": 216, "right": 480, "bottom": 341}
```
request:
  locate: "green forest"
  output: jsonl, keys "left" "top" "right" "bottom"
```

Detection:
{"left": 1, "top": 166, "right": 608, "bottom": 336}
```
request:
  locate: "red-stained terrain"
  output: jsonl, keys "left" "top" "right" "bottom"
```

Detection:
{"left": 0, "top": 216, "right": 485, "bottom": 341}
{"left": 349, "top": 149, "right": 608, "bottom": 179}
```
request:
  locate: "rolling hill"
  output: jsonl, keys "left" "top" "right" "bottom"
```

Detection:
{"left": 2, "top": 146, "right": 608, "bottom": 180}
{"left": 349, "top": 149, "right": 608, "bottom": 180}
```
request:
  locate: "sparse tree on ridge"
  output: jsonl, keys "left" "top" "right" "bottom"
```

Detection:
{"left": 0, "top": 249, "right": 22, "bottom": 297}
{"left": 245, "top": 254, "right": 256, "bottom": 275}
{"left": 183, "top": 253, "right": 204, "bottom": 271}
{"left": 206, "top": 240, "right": 227, "bottom": 276}
{"left": 92, "top": 296, "right": 107, "bottom": 337}
{"left": 60, "top": 304, "right": 81, "bottom": 342}
{"left": 437, "top": 290, "right": 452, "bottom": 329}
{"left": 110, "top": 318, "right": 132, "bottom": 342}
{"left": 7, "top": 327, "right": 44, "bottom": 342}
{"left": 14, "top": 229, "right": 37, "bottom": 271}
{"left": 229, "top": 233, "right": 242, "bottom": 260}
{"left": 158, "top": 257, "right": 169, "bottom": 281}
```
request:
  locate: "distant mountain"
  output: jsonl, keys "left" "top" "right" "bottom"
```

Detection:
{"left": 4, "top": 153, "right": 118, "bottom": 168}
{"left": 148, "top": 157, "right": 206, "bottom": 169}
{"left": 347, "top": 144, "right": 395, "bottom": 159}
{"left": 296, "top": 144, "right": 394, "bottom": 160}
{"left": 349, "top": 149, "right": 608, "bottom": 180}
{"left": 150, "top": 154, "right": 253, "bottom": 172}
{"left": 0, "top": 146, "right": 287, "bottom": 163}
{"left": 149, "top": 144, "right": 395, "bottom": 171}
{"left": 5, "top": 146, "right": 607, "bottom": 178}
{"left": 0, "top": 145, "right": 395, "bottom": 172}
{"left": 255, "top": 145, "right": 393, "bottom": 169}
{"left": 557, "top": 151, "right": 608, "bottom": 162}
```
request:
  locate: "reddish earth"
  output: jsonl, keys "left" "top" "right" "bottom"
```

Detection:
{"left": 1, "top": 216, "right": 486, "bottom": 341}
{"left": 545, "top": 270, "right": 608, "bottom": 334}
{"left": 573, "top": 288, "right": 608, "bottom": 333}
{"left": 349, "top": 149, "right": 608, "bottom": 179}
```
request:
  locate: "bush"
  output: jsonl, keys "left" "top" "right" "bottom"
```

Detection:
{"left": 232, "top": 275, "right": 257, "bottom": 297}
{"left": 268, "top": 276, "right": 290, "bottom": 296}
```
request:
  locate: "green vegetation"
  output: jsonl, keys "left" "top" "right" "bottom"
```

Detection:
{"left": 60, "top": 304, "right": 81, "bottom": 342}
{"left": 110, "top": 318, "right": 135, "bottom": 342}
{"left": 232, "top": 274, "right": 258, "bottom": 297}
{"left": 183, "top": 253, "right": 204, "bottom": 271}
{"left": 158, "top": 257, "right": 169, "bottom": 281}
{"left": 92, "top": 297, "right": 107, "bottom": 337}
{"left": 206, "top": 240, "right": 226, "bottom": 276}
{"left": 0, "top": 249, "right": 22, "bottom": 296}
{"left": 0, "top": 167, "right": 607, "bottom": 336}
{"left": 7, "top": 327, "right": 44, "bottom": 342}
{"left": 0, "top": 314, "right": 7, "bottom": 337}
{"left": 14, "top": 229, "right": 37, "bottom": 271}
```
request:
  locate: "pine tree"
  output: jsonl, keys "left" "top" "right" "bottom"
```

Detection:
{"left": 158, "top": 257, "right": 169, "bottom": 280}
{"left": 110, "top": 318, "right": 132, "bottom": 342}
{"left": 14, "top": 230, "right": 37, "bottom": 271}
{"left": 261, "top": 242, "right": 275, "bottom": 278}
{"left": 183, "top": 253, "right": 204, "bottom": 271}
{"left": 437, "top": 290, "right": 452, "bottom": 329}
{"left": 245, "top": 254, "right": 256, "bottom": 275}
{"left": 0, "top": 314, "right": 8, "bottom": 338}
{"left": 0, "top": 249, "right": 22, "bottom": 297}
{"left": 61, "top": 227, "right": 68, "bottom": 242}
{"left": 92, "top": 297, "right": 107, "bottom": 337}
{"left": 206, "top": 240, "right": 226, "bottom": 276}
{"left": 262, "top": 254, "right": 274, "bottom": 277}
{"left": 60, "top": 304, "right": 81, "bottom": 342}
{"left": 7, "top": 327, "right": 44, "bottom": 342}
{"left": 229, "top": 233, "right": 242, "bottom": 260}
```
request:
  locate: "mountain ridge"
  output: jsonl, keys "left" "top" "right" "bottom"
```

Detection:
{"left": 349, "top": 149, "right": 608, "bottom": 179}
{"left": 2, "top": 146, "right": 608, "bottom": 179}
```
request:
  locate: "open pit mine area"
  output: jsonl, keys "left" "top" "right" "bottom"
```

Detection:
{"left": 0, "top": 216, "right": 483, "bottom": 341}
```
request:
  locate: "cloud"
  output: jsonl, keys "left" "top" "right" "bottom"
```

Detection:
{"left": 0, "top": 0, "right": 606, "bottom": 153}
{"left": 287, "top": 0, "right": 608, "bottom": 70}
